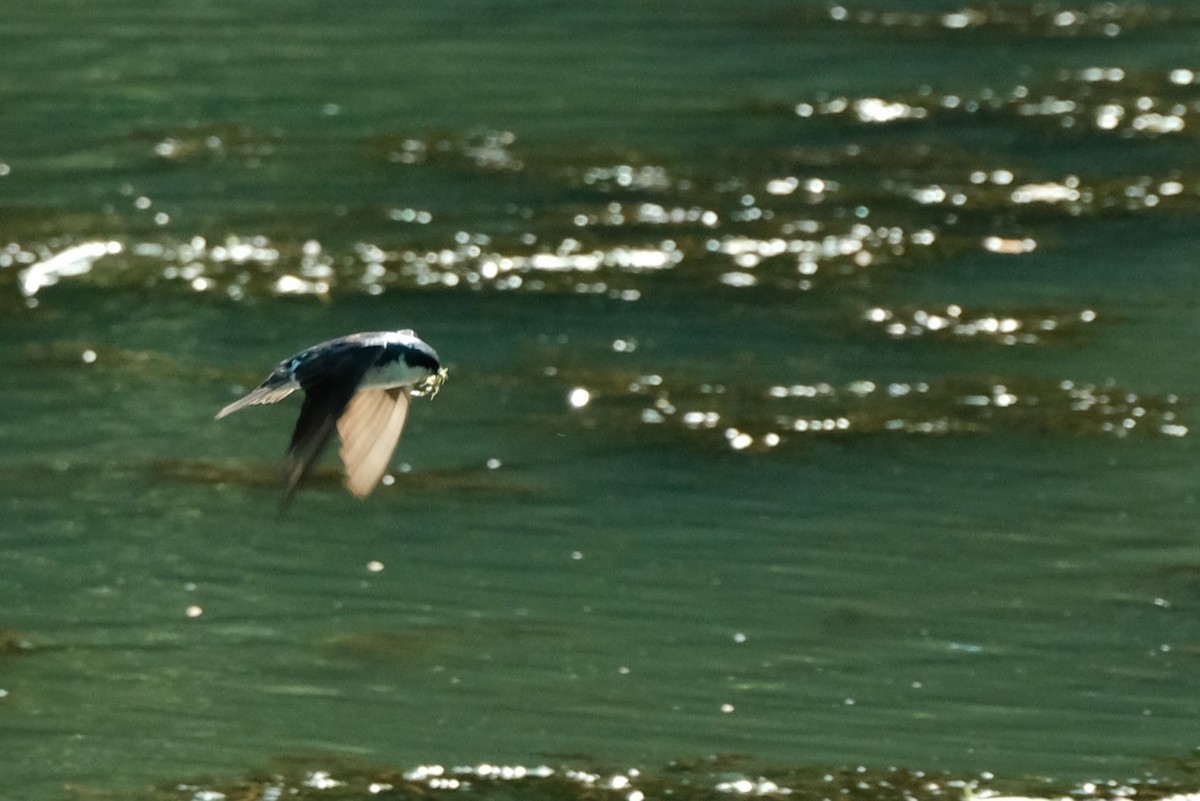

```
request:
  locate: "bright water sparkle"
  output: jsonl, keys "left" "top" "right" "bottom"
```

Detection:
{"left": 1, "top": 2, "right": 1200, "bottom": 799}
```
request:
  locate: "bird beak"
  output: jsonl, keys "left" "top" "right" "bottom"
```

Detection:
{"left": 413, "top": 366, "right": 448, "bottom": 399}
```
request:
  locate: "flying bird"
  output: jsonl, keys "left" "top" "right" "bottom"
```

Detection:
{"left": 216, "top": 330, "right": 447, "bottom": 507}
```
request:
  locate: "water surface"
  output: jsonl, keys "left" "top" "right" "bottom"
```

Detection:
{"left": 2, "top": 2, "right": 1200, "bottom": 799}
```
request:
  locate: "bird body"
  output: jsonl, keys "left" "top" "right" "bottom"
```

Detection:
{"left": 216, "top": 330, "right": 446, "bottom": 507}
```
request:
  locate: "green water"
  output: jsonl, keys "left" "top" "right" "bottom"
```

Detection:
{"left": 3, "top": 2, "right": 1200, "bottom": 799}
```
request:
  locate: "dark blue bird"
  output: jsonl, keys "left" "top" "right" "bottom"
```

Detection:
{"left": 217, "top": 330, "right": 446, "bottom": 506}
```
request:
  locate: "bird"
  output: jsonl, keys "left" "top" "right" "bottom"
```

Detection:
{"left": 216, "top": 330, "right": 447, "bottom": 507}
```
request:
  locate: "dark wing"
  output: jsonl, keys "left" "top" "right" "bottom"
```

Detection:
{"left": 216, "top": 335, "right": 384, "bottom": 420}
{"left": 337, "top": 387, "right": 411, "bottom": 498}
{"left": 280, "top": 344, "right": 384, "bottom": 509}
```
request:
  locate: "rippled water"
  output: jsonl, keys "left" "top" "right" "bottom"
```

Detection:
{"left": 2, "top": 3, "right": 1200, "bottom": 800}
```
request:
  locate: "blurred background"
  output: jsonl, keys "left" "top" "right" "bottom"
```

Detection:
{"left": 2, "top": 2, "right": 1199, "bottom": 799}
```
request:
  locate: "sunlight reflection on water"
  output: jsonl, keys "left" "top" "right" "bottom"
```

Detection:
{"left": 3, "top": 2, "right": 1200, "bottom": 799}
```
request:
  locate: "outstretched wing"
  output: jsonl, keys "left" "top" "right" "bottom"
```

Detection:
{"left": 337, "top": 387, "right": 411, "bottom": 498}
{"left": 279, "top": 344, "right": 385, "bottom": 509}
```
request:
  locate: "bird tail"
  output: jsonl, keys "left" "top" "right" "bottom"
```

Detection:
{"left": 215, "top": 385, "right": 297, "bottom": 420}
